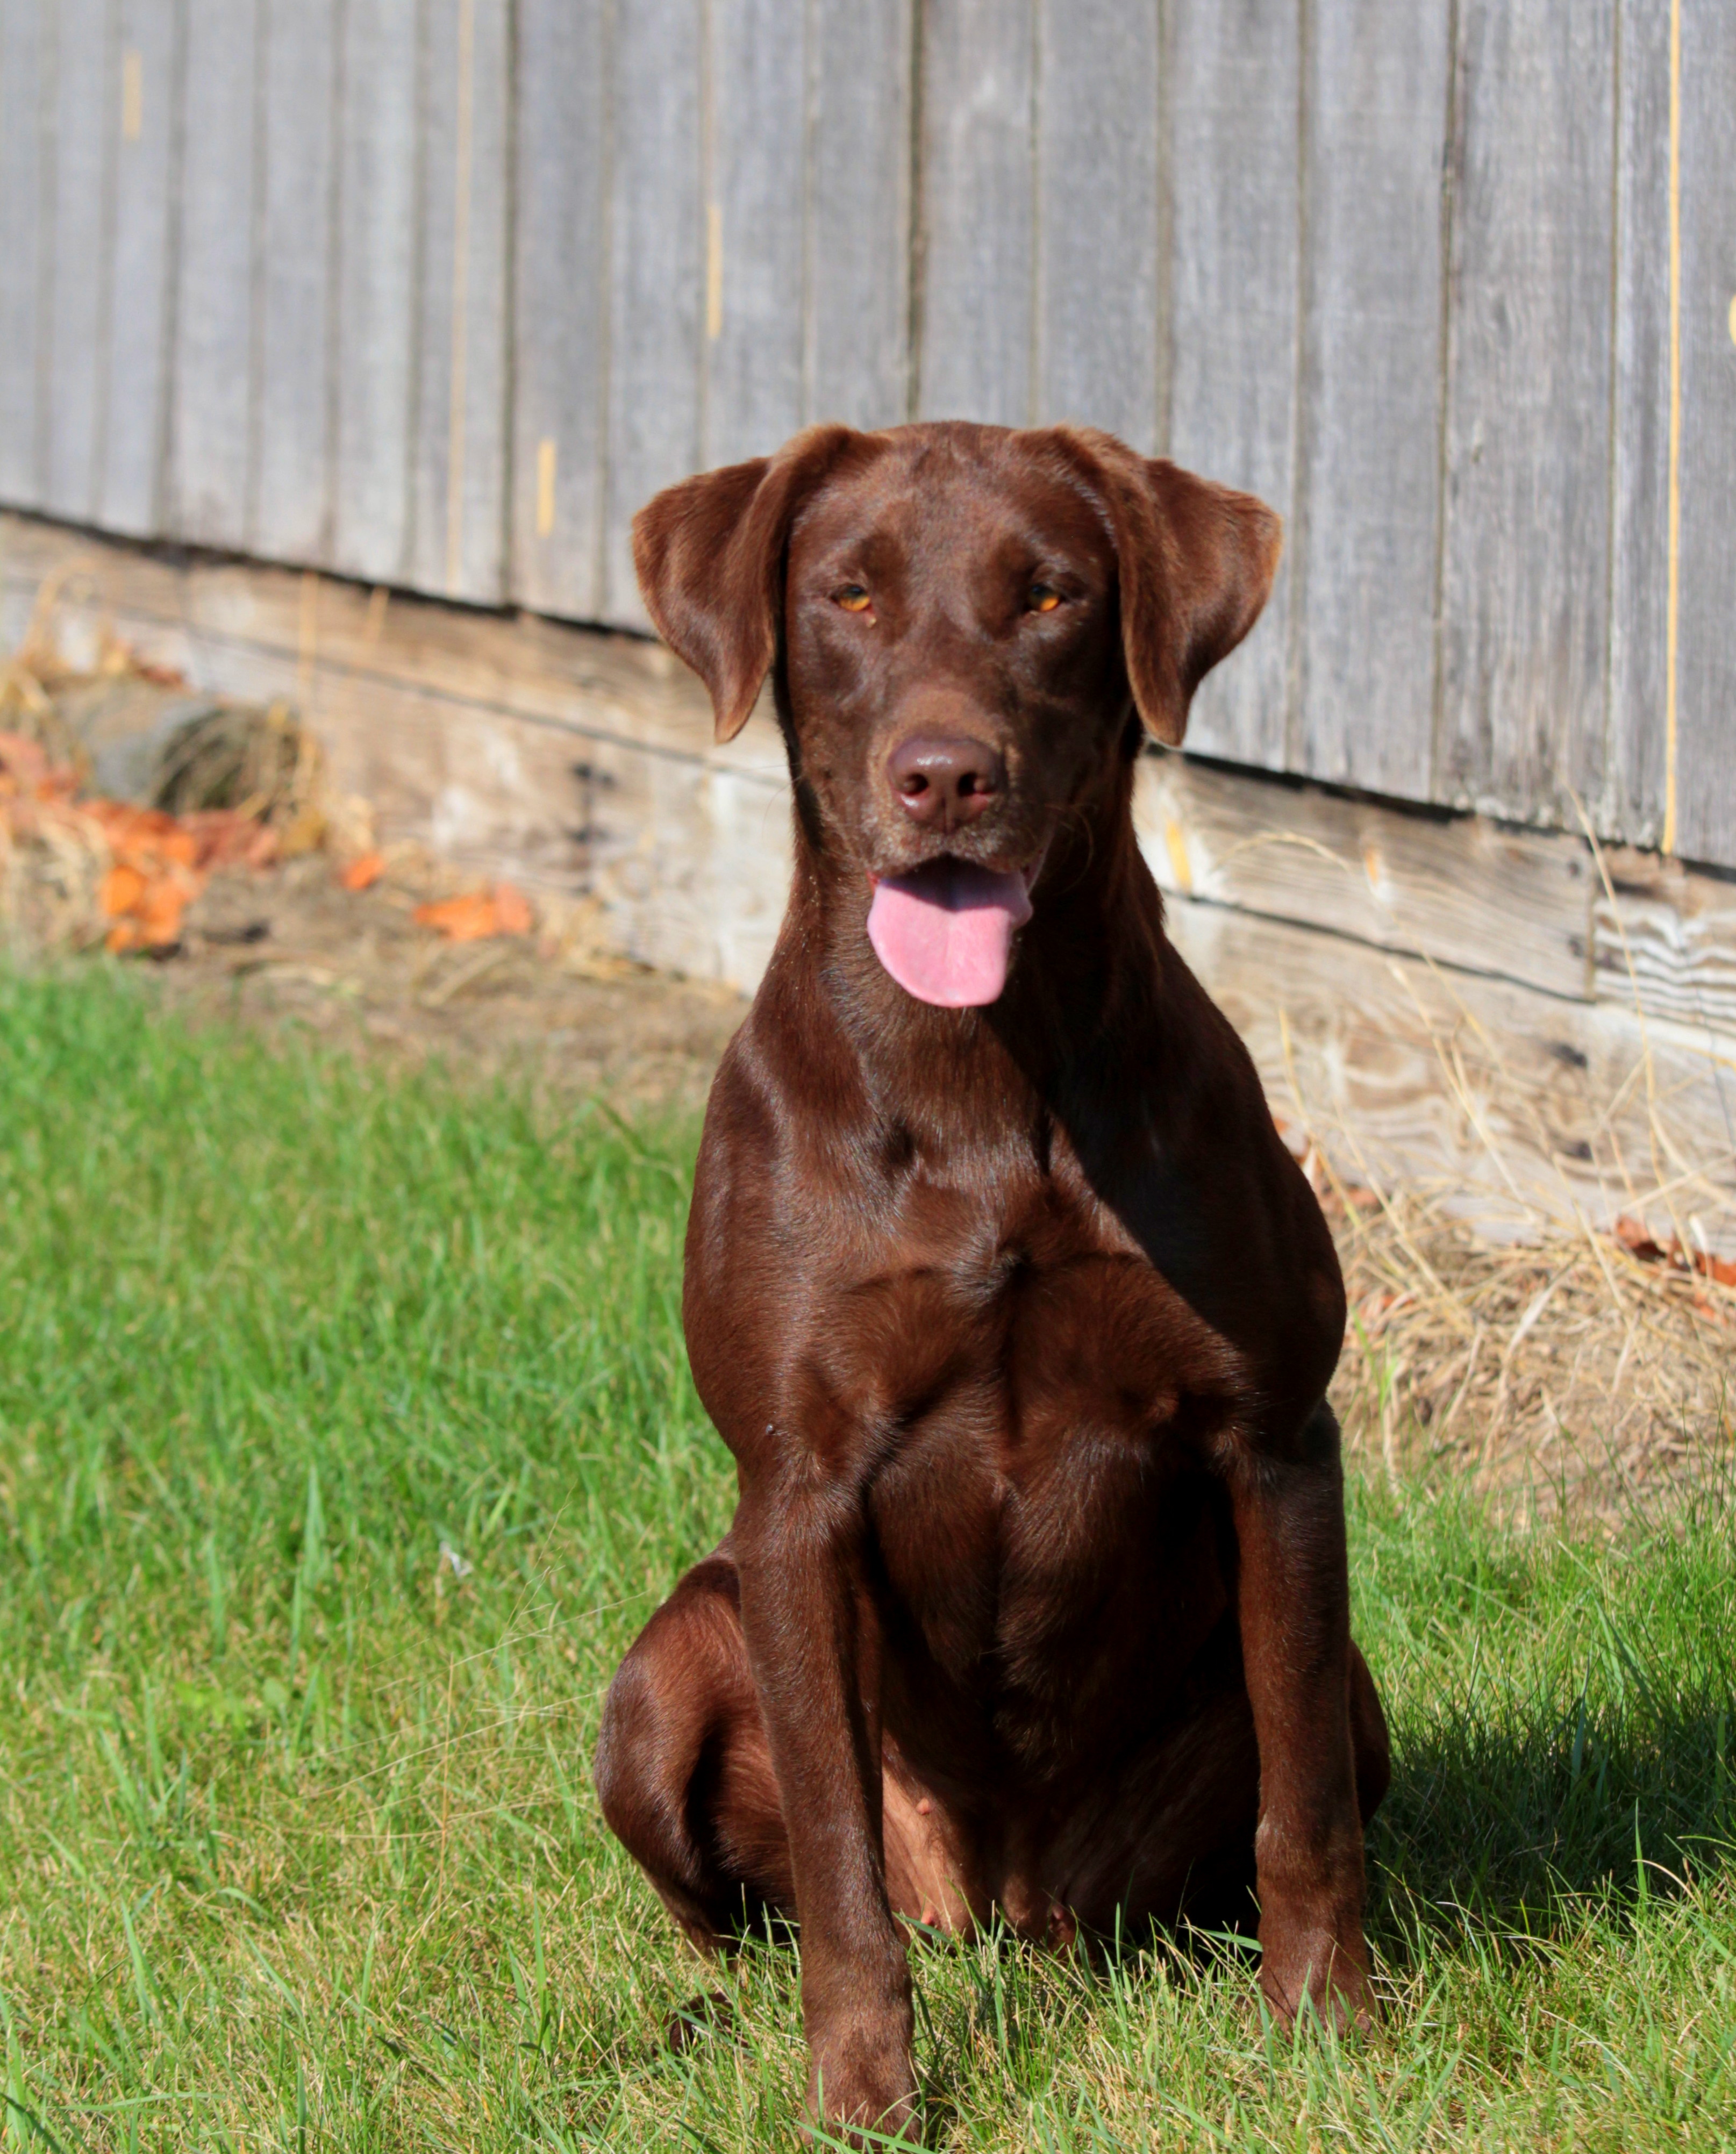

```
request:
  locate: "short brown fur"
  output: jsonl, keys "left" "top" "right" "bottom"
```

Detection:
{"left": 597, "top": 422, "right": 1389, "bottom": 2141}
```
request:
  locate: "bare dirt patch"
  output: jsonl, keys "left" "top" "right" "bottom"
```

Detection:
{"left": 148, "top": 849, "right": 748, "bottom": 1115}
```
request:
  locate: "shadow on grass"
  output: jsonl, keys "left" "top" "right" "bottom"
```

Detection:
{"left": 1369, "top": 1688, "right": 1734, "bottom": 1963}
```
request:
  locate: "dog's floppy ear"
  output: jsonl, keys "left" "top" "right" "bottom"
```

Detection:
{"left": 1057, "top": 429, "right": 1282, "bottom": 747}
{"left": 632, "top": 425, "right": 855, "bottom": 742}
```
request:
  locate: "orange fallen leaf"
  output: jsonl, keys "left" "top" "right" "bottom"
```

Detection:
{"left": 414, "top": 883, "right": 535, "bottom": 942}
{"left": 101, "top": 863, "right": 147, "bottom": 917}
{"left": 340, "top": 850, "right": 385, "bottom": 892}
{"left": 135, "top": 878, "right": 190, "bottom": 947}
{"left": 415, "top": 891, "right": 501, "bottom": 943}
{"left": 492, "top": 882, "right": 533, "bottom": 935}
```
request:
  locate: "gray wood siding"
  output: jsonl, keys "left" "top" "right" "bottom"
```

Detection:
{"left": 1, "top": 0, "right": 1730, "bottom": 870}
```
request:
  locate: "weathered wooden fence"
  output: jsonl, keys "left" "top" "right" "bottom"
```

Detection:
{"left": 2, "top": 1, "right": 1732, "bottom": 866}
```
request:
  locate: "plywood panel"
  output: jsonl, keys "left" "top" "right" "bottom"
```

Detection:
{"left": 1671, "top": 1, "right": 1736, "bottom": 872}
{"left": 917, "top": 0, "right": 1034, "bottom": 427}
{"left": 509, "top": 0, "right": 609, "bottom": 619}
{"left": 253, "top": 0, "right": 339, "bottom": 566}
{"left": 704, "top": 0, "right": 805, "bottom": 468}
{"left": 1293, "top": 0, "right": 1450, "bottom": 799}
{"left": 409, "top": 0, "right": 510, "bottom": 603}
{"left": 331, "top": 0, "right": 421, "bottom": 585}
{"left": 169, "top": 0, "right": 259, "bottom": 547}
{"left": 1165, "top": 0, "right": 1301, "bottom": 772}
{"left": 1033, "top": 0, "right": 1159, "bottom": 449}
{"left": 99, "top": 0, "right": 181, "bottom": 536}
{"left": 0, "top": 0, "right": 48, "bottom": 507}
{"left": 1435, "top": 0, "right": 1616, "bottom": 823}
{"left": 805, "top": 0, "right": 911, "bottom": 430}
{"left": 42, "top": 0, "right": 117, "bottom": 525}
{"left": 603, "top": 0, "right": 704, "bottom": 626}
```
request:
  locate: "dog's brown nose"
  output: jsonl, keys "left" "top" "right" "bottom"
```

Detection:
{"left": 887, "top": 735, "right": 1005, "bottom": 829}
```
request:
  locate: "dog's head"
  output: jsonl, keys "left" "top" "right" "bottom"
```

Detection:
{"left": 633, "top": 422, "right": 1279, "bottom": 1008}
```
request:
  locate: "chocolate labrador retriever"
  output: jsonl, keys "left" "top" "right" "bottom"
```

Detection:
{"left": 595, "top": 421, "right": 1389, "bottom": 2139}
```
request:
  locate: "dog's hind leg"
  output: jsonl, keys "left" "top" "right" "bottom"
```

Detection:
{"left": 594, "top": 1551, "right": 794, "bottom": 1956}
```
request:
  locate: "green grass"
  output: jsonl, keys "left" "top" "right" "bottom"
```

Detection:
{"left": 0, "top": 966, "right": 1732, "bottom": 2152}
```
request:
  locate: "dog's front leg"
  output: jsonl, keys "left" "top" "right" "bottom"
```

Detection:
{"left": 735, "top": 1485, "right": 917, "bottom": 2142}
{"left": 1228, "top": 1401, "right": 1374, "bottom": 2030}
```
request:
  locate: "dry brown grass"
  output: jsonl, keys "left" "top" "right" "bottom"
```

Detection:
{"left": 1328, "top": 1179, "right": 1733, "bottom": 1524}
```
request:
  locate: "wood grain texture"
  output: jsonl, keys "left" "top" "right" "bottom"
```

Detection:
{"left": 1435, "top": 0, "right": 1617, "bottom": 824}
{"left": 1292, "top": 0, "right": 1449, "bottom": 799}
{"left": 603, "top": 0, "right": 704, "bottom": 628}
{"left": 331, "top": 0, "right": 422, "bottom": 585}
{"left": 168, "top": 0, "right": 260, "bottom": 547}
{"left": 509, "top": 0, "right": 609, "bottom": 619}
{"left": 805, "top": 0, "right": 912, "bottom": 428}
{"left": 409, "top": 0, "right": 510, "bottom": 603}
{"left": 1593, "top": 849, "right": 1736, "bottom": 1036}
{"left": 99, "top": 0, "right": 181, "bottom": 536}
{"left": 1137, "top": 750, "right": 1592, "bottom": 1003}
{"left": 1671, "top": 0, "right": 1736, "bottom": 872}
{"left": 253, "top": 0, "right": 339, "bottom": 566}
{"left": 1163, "top": 0, "right": 1301, "bottom": 772}
{"left": 1162, "top": 888, "right": 1735, "bottom": 1242}
{"left": 704, "top": 0, "right": 805, "bottom": 467}
{"left": 0, "top": 0, "right": 48, "bottom": 507}
{"left": 42, "top": 0, "right": 117, "bottom": 525}
{"left": 1032, "top": 0, "right": 1158, "bottom": 448}
{"left": 1603, "top": 0, "right": 1670, "bottom": 852}
{"left": 916, "top": 0, "right": 1035, "bottom": 426}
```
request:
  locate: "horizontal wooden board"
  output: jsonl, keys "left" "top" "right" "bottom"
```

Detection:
{"left": 1137, "top": 752, "right": 1594, "bottom": 1002}
{"left": 1592, "top": 848, "right": 1736, "bottom": 1037}
{"left": 1162, "top": 888, "right": 1736, "bottom": 1244}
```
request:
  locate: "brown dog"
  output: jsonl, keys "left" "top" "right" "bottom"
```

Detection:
{"left": 595, "top": 421, "right": 1390, "bottom": 2140}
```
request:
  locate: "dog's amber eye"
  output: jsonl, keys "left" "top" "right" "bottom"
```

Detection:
{"left": 835, "top": 584, "right": 872, "bottom": 613}
{"left": 1027, "top": 584, "right": 1062, "bottom": 613}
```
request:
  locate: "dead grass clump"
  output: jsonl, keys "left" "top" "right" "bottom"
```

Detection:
{"left": 1327, "top": 1182, "right": 1733, "bottom": 1525}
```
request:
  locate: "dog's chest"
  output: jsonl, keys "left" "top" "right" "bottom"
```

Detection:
{"left": 848, "top": 1191, "right": 1235, "bottom": 1735}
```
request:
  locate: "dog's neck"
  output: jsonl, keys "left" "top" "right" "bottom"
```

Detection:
{"left": 771, "top": 754, "right": 1168, "bottom": 1136}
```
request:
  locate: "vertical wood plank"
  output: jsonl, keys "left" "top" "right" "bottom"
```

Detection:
{"left": 252, "top": 0, "right": 339, "bottom": 566}
{"left": 168, "top": 0, "right": 260, "bottom": 547}
{"left": 704, "top": 0, "right": 805, "bottom": 468}
{"left": 0, "top": 0, "right": 48, "bottom": 507}
{"left": 804, "top": 0, "right": 911, "bottom": 430}
{"left": 1605, "top": 0, "right": 1670, "bottom": 851}
{"left": 509, "top": 0, "right": 608, "bottom": 618}
{"left": 331, "top": 0, "right": 422, "bottom": 586}
{"left": 1033, "top": 0, "right": 1159, "bottom": 449}
{"left": 916, "top": 0, "right": 1035, "bottom": 427}
{"left": 43, "top": 0, "right": 118, "bottom": 524}
{"left": 603, "top": 0, "right": 704, "bottom": 627}
{"left": 1165, "top": 0, "right": 1302, "bottom": 771}
{"left": 410, "top": 0, "right": 510, "bottom": 603}
{"left": 1292, "top": 0, "right": 1451, "bottom": 797}
{"left": 1672, "top": 0, "right": 1736, "bottom": 869}
{"left": 1435, "top": 0, "right": 1616, "bottom": 823}
{"left": 99, "top": 0, "right": 181, "bottom": 536}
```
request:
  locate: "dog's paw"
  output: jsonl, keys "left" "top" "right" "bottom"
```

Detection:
{"left": 804, "top": 2018, "right": 920, "bottom": 2146}
{"left": 1257, "top": 1925, "right": 1377, "bottom": 2036}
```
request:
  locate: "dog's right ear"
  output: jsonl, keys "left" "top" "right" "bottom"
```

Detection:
{"left": 632, "top": 425, "right": 855, "bottom": 742}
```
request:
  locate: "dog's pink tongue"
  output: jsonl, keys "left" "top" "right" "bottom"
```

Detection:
{"left": 867, "top": 860, "right": 1033, "bottom": 1007}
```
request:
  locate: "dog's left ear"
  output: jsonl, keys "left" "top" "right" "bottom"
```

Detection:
{"left": 1056, "top": 429, "right": 1283, "bottom": 747}
{"left": 632, "top": 424, "right": 856, "bottom": 742}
